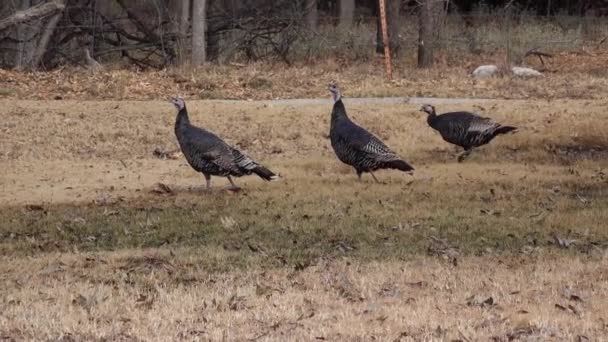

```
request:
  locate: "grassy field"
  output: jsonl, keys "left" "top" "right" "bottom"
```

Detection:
{"left": 1, "top": 96, "right": 607, "bottom": 340}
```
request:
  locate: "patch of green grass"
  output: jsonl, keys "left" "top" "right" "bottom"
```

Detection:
{"left": 2, "top": 174, "right": 607, "bottom": 270}
{"left": 0, "top": 87, "right": 15, "bottom": 97}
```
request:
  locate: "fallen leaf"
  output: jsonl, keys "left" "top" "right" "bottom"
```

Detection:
{"left": 335, "top": 240, "right": 355, "bottom": 253}
{"left": 247, "top": 241, "right": 268, "bottom": 256}
{"left": 480, "top": 208, "right": 501, "bottom": 216}
{"left": 103, "top": 209, "right": 119, "bottom": 216}
{"left": 569, "top": 294, "right": 584, "bottom": 302}
{"left": 466, "top": 295, "right": 495, "bottom": 307}
{"left": 228, "top": 294, "right": 248, "bottom": 311}
{"left": 151, "top": 182, "right": 174, "bottom": 195}
{"left": 568, "top": 304, "right": 580, "bottom": 315}
{"left": 406, "top": 281, "right": 427, "bottom": 288}
{"left": 552, "top": 234, "right": 575, "bottom": 248}
{"left": 555, "top": 303, "right": 567, "bottom": 311}
{"left": 375, "top": 315, "right": 388, "bottom": 323}
{"left": 152, "top": 147, "right": 182, "bottom": 160}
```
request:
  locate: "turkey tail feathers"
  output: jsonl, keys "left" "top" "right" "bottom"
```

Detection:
{"left": 252, "top": 166, "right": 279, "bottom": 181}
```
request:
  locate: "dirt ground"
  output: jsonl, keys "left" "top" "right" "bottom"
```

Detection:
{"left": 1, "top": 97, "right": 608, "bottom": 340}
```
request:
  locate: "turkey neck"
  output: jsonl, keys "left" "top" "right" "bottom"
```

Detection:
{"left": 330, "top": 100, "right": 349, "bottom": 130}
{"left": 175, "top": 107, "right": 190, "bottom": 131}
{"left": 426, "top": 110, "right": 439, "bottom": 128}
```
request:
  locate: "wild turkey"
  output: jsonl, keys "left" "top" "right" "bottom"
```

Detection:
{"left": 328, "top": 84, "right": 414, "bottom": 182}
{"left": 169, "top": 97, "right": 278, "bottom": 190}
{"left": 420, "top": 104, "right": 517, "bottom": 162}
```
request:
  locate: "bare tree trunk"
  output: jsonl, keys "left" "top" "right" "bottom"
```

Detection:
{"left": 417, "top": 0, "right": 432, "bottom": 67}
{"left": 95, "top": 0, "right": 113, "bottom": 15}
{"left": 305, "top": 0, "right": 318, "bottom": 29}
{"left": 191, "top": 0, "right": 207, "bottom": 65}
{"left": 378, "top": 0, "right": 392, "bottom": 79}
{"left": 339, "top": 0, "right": 354, "bottom": 26}
{"left": 177, "top": 0, "right": 190, "bottom": 65}
{"left": 376, "top": 0, "right": 401, "bottom": 56}
{"left": 578, "top": 0, "right": 591, "bottom": 42}
{"left": 205, "top": 0, "right": 223, "bottom": 61}
{"left": 387, "top": 0, "right": 400, "bottom": 56}
{"left": 417, "top": 0, "right": 445, "bottom": 68}
{"left": 31, "top": 3, "right": 64, "bottom": 69}
{"left": 15, "top": 0, "right": 31, "bottom": 68}
{"left": 0, "top": 0, "right": 65, "bottom": 32}
{"left": 0, "top": 2, "right": 12, "bottom": 14}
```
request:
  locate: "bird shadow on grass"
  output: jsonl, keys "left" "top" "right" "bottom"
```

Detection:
{"left": 414, "top": 147, "right": 466, "bottom": 164}
{"left": 150, "top": 183, "right": 242, "bottom": 196}
{"left": 546, "top": 143, "right": 608, "bottom": 163}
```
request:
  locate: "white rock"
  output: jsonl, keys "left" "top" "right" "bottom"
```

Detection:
{"left": 472, "top": 65, "right": 499, "bottom": 78}
{"left": 511, "top": 66, "right": 542, "bottom": 77}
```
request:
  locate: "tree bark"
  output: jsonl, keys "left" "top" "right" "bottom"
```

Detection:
{"left": 418, "top": 0, "right": 432, "bottom": 67}
{"left": 387, "top": 0, "right": 400, "bottom": 56}
{"left": 305, "top": 0, "right": 318, "bottom": 29}
{"left": 95, "top": 0, "right": 114, "bottom": 16}
{"left": 205, "top": 0, "right": 222, "bottom": 61}
{"left": 177, "top": 0, "right": 190, "bottom": 64}
{"left": 31, "top": 6, "right": 64, "bottom": 69}
{"left": 15, "top": 0, "right": 31, "bottom": 68}
{"left": 376, "top": 0, "right": 401, "bottom": 56}
{"left": 339, "top": 0, "right": 355, "bottom": 27}
{"left": 0, "top": 0, "right": 65, "bottom": 32}
{"left": 417, "top": 0, "right": 445, "bottom": 68}
{"left": 114, "top": 0, "right": 163, "bottom": 45}
{"left": 378, "top": 0, "right": 392, "bottom": 79}
{"left": 191, "top": 0, "right": 207, "bottom": 65}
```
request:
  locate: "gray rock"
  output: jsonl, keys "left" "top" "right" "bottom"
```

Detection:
{"left": 511, "top": 66, "right": 542, "bottom": 77}
{"left": 472, "top": 65, "right": 499, "bottom": 78}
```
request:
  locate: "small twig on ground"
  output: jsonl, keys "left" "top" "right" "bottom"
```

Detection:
{"left": 524, "top": 48, "right": 553, "bottom": 67}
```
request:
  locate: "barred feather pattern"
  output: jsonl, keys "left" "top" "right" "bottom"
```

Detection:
{"left": 230, "top": 149, "right": 259, "bottom": 173}
{"left": 428, "top": 111, "right": 514, "bottom": 150}
{"left": 330, "top": 100, "right": 412, "bottom": 173}
{"left": 174, "top": 106, "right": 277, "bottom": 180}
{"left": 187, "top": 154, "right": 228, "bottom": 176}
{"left": 331, "top": 135, "right": 401, "bottom": 171}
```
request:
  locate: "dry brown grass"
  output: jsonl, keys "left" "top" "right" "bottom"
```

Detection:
{"left": 2, "top": 98, "right": 608, "bottom": 163}
{"left": 1, "top": 250, "right": 607, "bottom": 341}
{"left": 1, "top": 98, "right": 607, "bottom": 340}
{"left": 1, "top": 48, "right": 608, "bottom": 102}
{"left": 1, "top": 98, "right": 607, "bottom": 205}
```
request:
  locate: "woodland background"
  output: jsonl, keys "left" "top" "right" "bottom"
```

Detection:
{"left": 0, "top": 0, "right": 607, "bottom": 71}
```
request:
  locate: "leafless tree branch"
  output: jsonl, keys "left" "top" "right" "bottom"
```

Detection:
{"left": 0, "top": 0, "right": 65, "bottom": 32}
